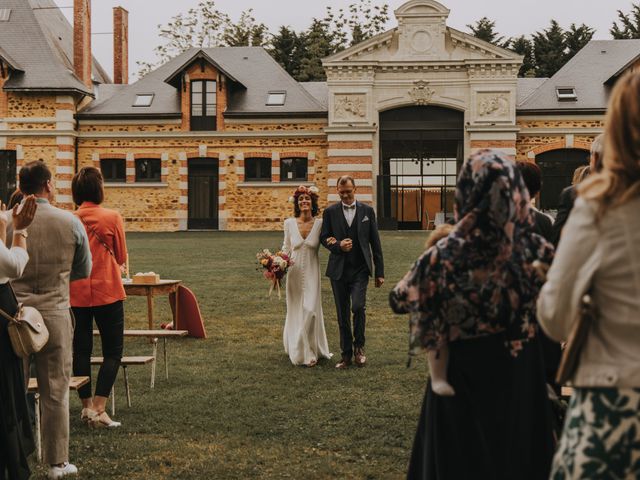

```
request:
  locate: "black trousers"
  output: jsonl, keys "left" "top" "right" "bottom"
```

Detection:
{"left": 330, "top": 269, "right": 369, "bottom": 359}
{"left": 72, "top": 301, "right": 124, "bottom": 399}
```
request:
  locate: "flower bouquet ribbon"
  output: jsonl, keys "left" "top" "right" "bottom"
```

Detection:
{"left": 256, "top": 249, "right": 293, "bottom": 299}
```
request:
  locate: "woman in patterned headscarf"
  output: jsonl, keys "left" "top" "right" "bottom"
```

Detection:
{"left": 390, "top": 149, "right": 555, "bottom": 480}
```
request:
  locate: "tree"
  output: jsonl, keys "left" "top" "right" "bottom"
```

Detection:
{"left": 222, "top": 9, "right": 270, "bottom": 47}
{"left": 509, "top": 35, "right": 536, "bottom": 77}
{"left": 324, "top": 0, "right": 390, "bottom": 49}
{"left": 296, "top": 19, "right": 338, "bottom": 82}
{"left": 611, "top": 2, "right": 640, "bottom": 39}
{"left": 136, "top": 1, "right": 270, "bottom": 78}
{"left": 564, "top": 23, "right": 595, "bottom": 61}
{"left": 136, "top": 1, "right": 229, "bottom": 77}
{"left": 467, "top": 17, "right": 508, "bottom": 47}
{"left": 532, "top": 20, "right": 568, "bottom": 77}
{"left": 269, "top": 26, "right": 305, "bottom": 79}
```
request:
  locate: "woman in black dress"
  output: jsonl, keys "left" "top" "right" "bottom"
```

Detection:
{"left": 0, "top": 195, "right": 38, "bottom": 480}
{"left": 390, "top": 150, "right": 556, "bottom": 480}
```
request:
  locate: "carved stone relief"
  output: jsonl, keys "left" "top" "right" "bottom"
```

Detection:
{"left": 334, "top": 94, "right": 366, "bottom": 120}
{"left": 409, "top": 81, "right": 435, "bottom": 105}
{"left": 477, "top": 93, "right": 510, "bottom": 119}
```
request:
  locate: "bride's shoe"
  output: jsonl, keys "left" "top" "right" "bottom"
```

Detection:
{"left": 306, "top": 359, "right": 318, "bottom": 367}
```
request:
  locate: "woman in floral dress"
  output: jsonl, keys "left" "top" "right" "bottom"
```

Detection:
{"left": 390, "top": 150, "right": 555, "bottom": 479}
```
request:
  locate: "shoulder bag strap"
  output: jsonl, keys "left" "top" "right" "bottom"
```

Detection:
{"left": 77, "top": 213, "right": 115, "bottom": 258}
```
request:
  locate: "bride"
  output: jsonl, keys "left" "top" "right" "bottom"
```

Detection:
{"left": 281, "top": 185, "right": 332, "bottom": 366}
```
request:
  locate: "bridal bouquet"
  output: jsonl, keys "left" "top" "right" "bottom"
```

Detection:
{"left": 256, "top": 249, "right": 293, "bottom": 298}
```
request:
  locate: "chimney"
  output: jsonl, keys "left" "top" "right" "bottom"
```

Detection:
{"left": 113, "top": 7, "right": 129, "bottom": 84}
{"left": 73, "top": 0, "right": 92, "bottom": 88}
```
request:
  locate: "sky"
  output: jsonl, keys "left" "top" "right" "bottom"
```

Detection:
{"left": 55, "top": 0, "right": 637, "bottom": 81}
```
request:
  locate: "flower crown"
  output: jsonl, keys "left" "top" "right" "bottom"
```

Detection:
{"left": 288, "top": 185, "right": 319, "bottom": 204}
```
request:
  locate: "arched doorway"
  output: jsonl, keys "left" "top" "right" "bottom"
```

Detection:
{"left": 536, "top": 149, "right": 589, "bottom": 210}
{"left": 377, "top": 106, "right": 464, "bottom": 230}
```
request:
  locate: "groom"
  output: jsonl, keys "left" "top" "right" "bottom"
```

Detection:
{"left": 321, "top": 175, "right": 384, "bottom": 369}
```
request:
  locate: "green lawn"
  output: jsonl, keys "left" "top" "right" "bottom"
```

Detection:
{"left": 33, "top": 231, "right": 431, "bottom": 479}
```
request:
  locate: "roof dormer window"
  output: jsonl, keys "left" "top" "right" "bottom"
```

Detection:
{"left": 133, "top": 94, "right": 154, "bottom": 107}
{"left": 266, "top": 91, "right": 286, "bottom": 106}
{"left": 556, "top": 87, "right": 577, "bottom": 101}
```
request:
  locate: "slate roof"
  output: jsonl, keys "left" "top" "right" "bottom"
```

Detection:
{"left": 516, "top": 78, "right": 547, "bottom": 106}
{"left": 518, "top": 40, "right": 640, "bottom": 112}
{"left": 80, "top": 47, "right": 327, "bottom": 118}
{"left": 0, "top": 0, "right": 109, "bottom": 96}
{"left": 300, "top": 82, "right": 329, "bottom": 109}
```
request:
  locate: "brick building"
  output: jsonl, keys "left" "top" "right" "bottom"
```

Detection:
{"left": 1, "top": 0, "right": 639, "bottom": 231}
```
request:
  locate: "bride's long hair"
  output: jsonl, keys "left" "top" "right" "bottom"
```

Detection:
{"left": 579, "top": 71, "right": 640, "bottom": 217}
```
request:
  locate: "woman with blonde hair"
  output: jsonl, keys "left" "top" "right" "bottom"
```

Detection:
{"left": 538, "top": 71, "right": 640, "bottom": 478}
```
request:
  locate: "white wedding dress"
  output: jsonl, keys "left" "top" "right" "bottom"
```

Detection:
{"left": 282, "top": 217, "right": 332, "bottom": 365}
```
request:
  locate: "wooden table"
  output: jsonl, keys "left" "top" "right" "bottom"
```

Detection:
{"left": 123, "top": 279, "right": 182, "bottom": 330}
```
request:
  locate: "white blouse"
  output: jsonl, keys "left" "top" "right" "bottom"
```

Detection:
{"left": 0, "top": 242, "right": 29, "bottom": 283}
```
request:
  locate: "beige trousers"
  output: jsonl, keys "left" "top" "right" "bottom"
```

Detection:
{"left": 32, "top": 309, "right": 74, "bottom": 465}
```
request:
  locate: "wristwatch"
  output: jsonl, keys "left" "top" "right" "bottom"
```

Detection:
{"left": 14, "top": 229, "right": 28, "bottom": 239}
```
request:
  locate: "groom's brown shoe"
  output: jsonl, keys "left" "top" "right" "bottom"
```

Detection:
{"left": 354, "top": 348, "right": 366, "bottom": 367}
{"left": 335, "top": 357, "right": 352, "bottom": 369}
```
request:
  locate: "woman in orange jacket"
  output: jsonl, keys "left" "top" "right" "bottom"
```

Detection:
{"left": 70, "top": 167, "right": 127, "bottom": 428}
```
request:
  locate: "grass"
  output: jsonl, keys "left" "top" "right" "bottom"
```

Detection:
{"left": 31, "top": 231, "right": 431, "bottom": 479}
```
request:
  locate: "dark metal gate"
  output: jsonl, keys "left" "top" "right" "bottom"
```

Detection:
{"left": 378, "top": 107, "right": 463, "bottom": 230}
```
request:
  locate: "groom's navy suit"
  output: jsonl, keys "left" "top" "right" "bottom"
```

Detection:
{"left": 320, "top": 201, "right": 384, "bottom": 361}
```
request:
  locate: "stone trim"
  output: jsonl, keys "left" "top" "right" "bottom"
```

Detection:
{"left": 104, "top": 182, "right": 168, "bottom": 188}
{"left": 76, "top": 131, "right": 326, "bottom": 139}
{"left": 518, "top": 127, "right": 604, "bottom": 136}
{"left": 236, "top": 181, "right": 316, "bottom": 188}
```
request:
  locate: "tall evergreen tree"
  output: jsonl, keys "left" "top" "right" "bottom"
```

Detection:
{"left": 297, "top": 19, "right": 338, "bottom": 82}
{"left": 510, "top": 35, "right": 536, "bottom": 77}
{"left": 269, "top": 26, "right": 305, "bottom": 78}
{"left": 532, "top": 20, "right": 567, "bottom": 77}
{"left": 466, "top": 17, "right": 508, "bottom": 47}
{"left": 611, "top": 2, "right": 640, "bottom": 39}
{"left": 564, "top": 23, "right": 595, "bottom": 61}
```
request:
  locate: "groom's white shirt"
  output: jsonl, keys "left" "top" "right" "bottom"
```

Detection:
{"left": 342, "top": 201, "right": 356, "bottom": 227}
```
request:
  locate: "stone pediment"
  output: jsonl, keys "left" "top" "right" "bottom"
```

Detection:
{"left": 323, "top": 0, "right": 522, "bottom": 66}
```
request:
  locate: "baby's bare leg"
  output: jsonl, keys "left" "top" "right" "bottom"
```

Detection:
{"left": 427, "top": 346, "right": 455, "bottom": 396}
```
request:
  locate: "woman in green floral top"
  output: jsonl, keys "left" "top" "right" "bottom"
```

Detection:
{"left": 538, "top": 72, "right": 640, "bottom": 479}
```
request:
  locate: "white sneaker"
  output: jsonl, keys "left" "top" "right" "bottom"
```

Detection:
{"left": 48, "top": 462, "right": 78, "bottom": 479}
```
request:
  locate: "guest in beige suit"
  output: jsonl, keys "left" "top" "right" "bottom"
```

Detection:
{"left": 12, "top": 161, "right": 91, "bottom": 480}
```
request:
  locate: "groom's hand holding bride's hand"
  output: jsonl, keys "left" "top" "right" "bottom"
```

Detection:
{"left": 340, "top": 238, "right": 353, "bottom": 252}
